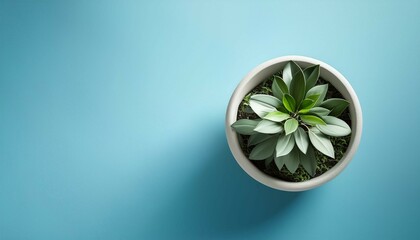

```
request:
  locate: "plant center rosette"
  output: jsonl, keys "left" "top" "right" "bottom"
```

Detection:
{"left": 231, "top": 61, "right": 351, "bottom": 182}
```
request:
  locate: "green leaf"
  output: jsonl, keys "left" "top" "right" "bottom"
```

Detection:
{"left": 289, "top": 68, "right": 306, "bottom": 106}
{"left": 278, "top": 147, "right": 300, "bottom": 173}
{"left": 307, "top": 94, "right": 321, "bottom": 101}
{"left": 243, "top": 105, "right": 254, "bottom": 114}
{"left": 249, "top": 100, "right": 277, "bottom": 118}
{"left": 248, "top": 133, "right": 274, "bottom": 146}
{"left": 274, "top": 155, "right": 285, "bottom": 170}
{"left": 317, "top": 116, "right": 351, "bottom": 137}
{"left": 272, "top": 76, "right": 288, "bottom": 100}
{"left": 263, "top": 111, "right": 290, "bottom": 122}
{"left": 293, "top": 127, "right": 309, "bottom": 154}
{"left": 298, "top": 109, "right": 310, "bottom": 114}
{"left": 250, "top": 94, "right": 282, "bottom": 108}
{"left": 300, "top": 144, "right": 317, "bottom": 177}
{"left": 320, "top": 98, "right": 350, "bottom": 117}
{"left": 265, "top": 155, "right": 274, "bottom": 167}
{"left": 306, "top": 84, "right": 328, "bottom": 106}
{"left": 282, "top": 61, "right": 302, "bottom": 87}
{"left": 231, "top": 119, "right": 260, "bottom": 135}
{"left": 308, "top": 107, "right": 330, "bottom": 116}
{"left": 303, "top": 65, "right": 320, "bottom": 91}
{"left": 308, "top": 128, "right": 335, "bottom": 158}
{"left": 275, "top": 133, "right": 295, "bottom": 157}
{"left": 284, "top": 118, "right": 298, "bottom": 135}
{"left": 300, "top": 114, "right": 326, "bottom": 126}
{"left": 299, "top": 99, "right": 315, "bottom": 111}
{"left": 278, "top": 105, "right": 288, "bottom": 113}
{"left": 254, "top": 120, "right": 283, "bottom": 134}
{"left": 249, "top": 136, "right": 278, "bottom": 160}
{"left": 282, "top": 94, "right": 296, "bottom": 113}
{"left": 299, "top": 94, "right": 320, "bottom": 112}
{"left": 275, "top": 148, "right": 305, "bottom": 174}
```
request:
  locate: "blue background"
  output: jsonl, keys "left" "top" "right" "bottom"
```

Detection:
{"left": 1, "top": 0, "right": 419, "bottom": 239}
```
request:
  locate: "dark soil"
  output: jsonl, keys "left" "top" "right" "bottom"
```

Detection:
{"left": 236, "top": 71, "right": 351, "bottom": 182}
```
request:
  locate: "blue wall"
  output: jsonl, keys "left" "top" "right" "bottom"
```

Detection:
{"left": 1, "top": 1, "right": 419, "bottom": 239}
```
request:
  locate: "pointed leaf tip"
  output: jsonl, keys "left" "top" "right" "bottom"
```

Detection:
{"left": 303, "top": 64, "right": 320, "bottom": 91}
{"left": 283, "top": 147, "right": 300, "bottom": 174}
{"left": 300, "top": 145, "right": 317, "bottom": 176}
{"left": 282, "top": 61, "right": 301, "bottom": 87}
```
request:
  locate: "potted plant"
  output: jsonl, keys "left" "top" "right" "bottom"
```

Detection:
{"left": 225, "top": 56, "right": 362, "bottom": 191}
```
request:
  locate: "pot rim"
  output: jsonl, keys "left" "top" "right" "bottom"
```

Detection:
{"left": 225, "top": 55, "right": 363, "bottom": 191}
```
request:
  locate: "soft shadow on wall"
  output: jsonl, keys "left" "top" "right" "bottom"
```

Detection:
{"left": 149, "top": 126, "right": 309, "bottom": 239}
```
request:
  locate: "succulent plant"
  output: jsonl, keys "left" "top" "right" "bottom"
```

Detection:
{"left": 231, "top": 61, "right": 351, "bottom": 176}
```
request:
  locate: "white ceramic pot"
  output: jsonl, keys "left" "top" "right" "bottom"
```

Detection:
{"left": 225, "top": 56, "right": 362, "bottom": 191}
